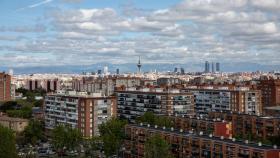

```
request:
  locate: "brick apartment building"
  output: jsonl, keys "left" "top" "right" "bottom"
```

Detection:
{"left": 208, "top": 112, "right": 280, "bottom": 141}
{"left": 183, "top": 87, "right": 262, "bottom": 115}
{"left": 167, "top": 115, "right": 232, "bottom": 138}
{"left": 257, "top": 78, "right": 280, "bottom": 107}
{"left": 44, "top": 91, "right": 116, "bottom": 137}
{"left": 116, "top": 88, "right": 194, "bottom": 123}
{"left": 124, "top": 124, "right": 280, "bottom": 158}
{"left": 0, "top": 72, "right": 11, "bottom": 101}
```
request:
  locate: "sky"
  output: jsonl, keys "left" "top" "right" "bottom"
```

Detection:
{"left": 0, "top": 0, "right": 280, "bottom": 70}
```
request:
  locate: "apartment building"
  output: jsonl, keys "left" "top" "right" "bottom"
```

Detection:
{"left": 72, "top": 76, "right": 141, "bottom": 96}
{"left": 44, "top": 91, "right": 116, "bottom": 137}
{"left": 26, "top": 79, "right": 59, "bottom": 92}
{"left": 183, "top": 87, "right": 262, "bottom": 115}
{"left": 124, "top": 124, "right": 280, "bottom": 158}
{"left": 168, "top": 115, "right": 232, "bottom": 138}
{"left": 0, "top": 72, "right": 11, "bottom": 101}
{"left": 258, "top": 78, "right": 280, "bottom": 107}
{"left": 208, "top": 112, "right": 280, "bottom": 141}
{"left": 116, "top": 88, "right": 194, "bottom": 123}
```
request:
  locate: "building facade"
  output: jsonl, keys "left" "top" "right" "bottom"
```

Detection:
{"left": 44, "top": 91, "right": 116, "bottom": 137}
{"left": 124, "top": 124, "right": 280, "bottom": 158}
{"left": 208, "top": 112, "right": 280, "bottom": 141}
{"left": 168, "top": 115, "right": 232, "bottom": 138}
{"left": 258, "top": 78, "right": 280, "bottom": 107}
{"left": 0, "top": 115, "right": 28, "bottom": 133}
{"left": 72, "top": 76, "right": 141, "bottom": 96}
{"left": 0, "top": 72, "right": 11, "bottom": 101}
{"left": 183, "top": 87, "right": 262, "bottom": 115}
{"left": 116, "top": 88, "right": 194, "bottom": 123}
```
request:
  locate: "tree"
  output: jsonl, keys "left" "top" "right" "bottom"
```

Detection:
{"left": 136, "top": 112, "right": 156, "bottom": 124}
{"left": 25, "top": 91, "right": 36, "bottom": 102}
{"left": 33, "top": 99, "right": 43, "bottom": 107}
{"left": 6, "top": 106, "right": 32, "bottom": 119}
{"left": 99, "top": 118, "right": 127, "bottom": 157}
{"left": 0, "top": 125, "right": 17, "bottom": 158}
{"left": 23, "top": 119, "right": 44, "bottom": 145}
{"left": 84, "top": 136, "right": 102, "bottom": 158}
{"left": 144, "top": 134, "right": 174, "bottom": 158}
{"left": 136, "top": 112, "right": 174, "bottom": 128}
{"left": 51, "top": 125, "right": 82, "bottom": 154}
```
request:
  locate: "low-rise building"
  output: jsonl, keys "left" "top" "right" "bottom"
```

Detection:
{"left": 44, "top": 91, "right": 117, "bottom": 137}
{"left": 124, "top": 124, "right": 280, "bottom": 158}
{"left": 0, "top": 116, "right": 28, "bottom": 133}
{"left": 168, "top": 115, "right": 232, "bottom": 138}
{"left": 208, "top": 112, "right": 280, "bottom": 141}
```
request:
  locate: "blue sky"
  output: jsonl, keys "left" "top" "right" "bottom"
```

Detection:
{"left": 0, "top": 0, "right": 280, "bottom": 71}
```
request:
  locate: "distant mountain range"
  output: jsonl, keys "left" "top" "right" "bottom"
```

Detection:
{"left": 1, "top": 62, "right": 280, "bottom": 74}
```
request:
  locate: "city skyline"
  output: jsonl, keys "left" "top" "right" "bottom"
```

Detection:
{"left": 0, "top": 0, "right": 280, "bottom": 72}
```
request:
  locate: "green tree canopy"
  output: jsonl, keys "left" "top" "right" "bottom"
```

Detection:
{"left": 0, "top": 125, "right": 17, "bottom": 158}
{"left": 23, "top": 119, "right": 44, "bottom": 145}
{"left": 136, "top": 112, "right": 174, "bottom": 128}
{"left": 98, "top": 118, "right": 127, "bottom": 157}
{"left": 144, "top": 134, "right": 174, "bottom": 158}
{"left": 51, "top": 125, "right": 82, "bottom": 153}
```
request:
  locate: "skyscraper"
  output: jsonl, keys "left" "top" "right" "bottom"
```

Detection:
{"left": 212, "top": 62, "right": 215, "bottom": 73}
{"left": 205, "top": 61, "right": 210, "bottom": 73}
{"left": 180, "top": 68, "right": 185, "bottom": 74}
{"left": 104, "top": 66, "right": 108, "bottom": 75}
{"left": 174, "top": 67, "right": 178, "bottom": 73}
{"left": 116, "top": 68, "right": 120, "bottom": 75}
{"left": 216, "top": 62, "right": 220, "bottom": 72}
{"left": 137, "top": 56, "right": 142, "bottom": 73}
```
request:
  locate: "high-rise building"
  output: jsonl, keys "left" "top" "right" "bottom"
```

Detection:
{"left": 116, "top": 68, "right": 120, "bottom": 75}
{"left": 174, "top": 67, "right": 178, "bottom": 73}
{"left": 212, "top": 62, "right": 215, "bottom": 73}
{"left": 216, "top": 62, "right": 220, "bottom": 72}
{"left": 103, "top": 66, "right": 108, "bottom": 75}
{"left": 97, "top": 70, "right": 102, "bottom": 75}
{"left": 183, "top": 87, "right": 262, "bottom": 115}
{"left": 205, "top": 61, "right": 210, "bottom": 73}
{"left": 0, "top": 72, "right": 11, "bottom": 101}
{"left": 180, "top": 68, "right": 185, "bottom": 74}
{"left": 116, "top": 88, "right": 194, "bottom": 123}
{"left": 137, "top": 56, "right": 142, "bottom": 73}
{"left": 44, "top": 91, "right": 117, "bottom": 137}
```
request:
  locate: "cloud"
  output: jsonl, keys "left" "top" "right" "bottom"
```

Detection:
{"left": 2, "top": 0, "right": 280, "bottom": 68}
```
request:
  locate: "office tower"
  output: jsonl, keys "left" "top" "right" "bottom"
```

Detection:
{"left": 116, "top": 88, "right": 194, "bottom": 123}
{"left": 116, "top": 68, "right": 120, "bottom": 75}
{"left": 205, "top": 61, "right": 210, "bottom": 73}
{"left": 180, "top": 68, "right": 185, "bottom": 74}
{"left": 137, "top": 56, "right": 142, "bottom": 73}
{"left": 0, "top": 72, "right": 11, "bottom": 101}
{"left": 174, "top": 67, "right": 178, "bottom": 73}
{"left": 216, "top": 62, "right": 220, "bottom": 72}
{"left": 212, "top": 62, "right": 215, "bottom": 73}
{"left": 103, "top": 66, "right": 108, "bottom": 75}
{"left": 44, "top": 91, "right": 117, "bottom": 137}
